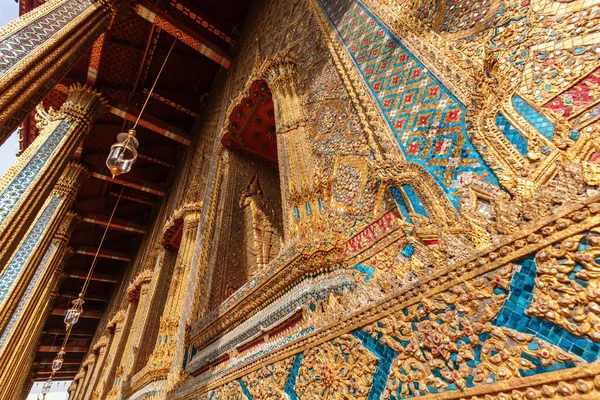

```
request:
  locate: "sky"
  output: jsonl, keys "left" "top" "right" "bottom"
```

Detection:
{"left": 0, "top": 0, "right": 20, "bottom": 178}
{"left": 1, "top": 2, "right": 70, "bottom": 398}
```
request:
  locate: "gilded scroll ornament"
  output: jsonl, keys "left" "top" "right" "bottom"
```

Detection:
{"left": 295, "top": 334, "right": 377, "bottom": 399}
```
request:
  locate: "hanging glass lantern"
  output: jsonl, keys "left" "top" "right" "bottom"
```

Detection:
{"left": 51, "top": 349, "right": 66, "bottom": 371}
{"left": 106, "top": 129, "right": 139, "bottom": 178}
{"left": 64, "top": 298, "right": 84, "bottom": 326}
{"left": 42, "top": 379, "right": 52, "bottom": 394}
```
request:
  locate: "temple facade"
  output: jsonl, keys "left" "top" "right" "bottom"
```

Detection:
{"left": 1, "top": 0, "right": 600, "bottom": 398}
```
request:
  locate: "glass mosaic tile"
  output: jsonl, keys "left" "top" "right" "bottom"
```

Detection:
{"left": 496, "top": 112, "right": 529, "bottom": 156}
{"left": 0, "top": 242, "right": 56, "bottom": 349}
{"left": 0, "top": 121, "right": 72, "bottom": 225}
{"left": 512, "top": 95, "right": 554, "bottom": 140}
{"left": 0, "top": 195, "right": 62, "bottom": 306}
{"left": 401, "top": 184, "right": 429, "bottom": 217}
{"left": 389, "top": 186, "right": 412, "bottom": 223}
{"left": 493, "top": 255, "right": 600, "bottom": 363}
{"left": 0, "top": 0, "right": 93, "bottom": 76}
{"left": 318, "top": 0, "right": 499, "bottom": 203}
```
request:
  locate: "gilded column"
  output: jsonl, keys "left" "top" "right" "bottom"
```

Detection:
{"left": 71, "top": 366, "right": 88, "bottom": 400}
{"left": 0, "top": 85, "right": 105, "bottom": 268}
{"left": 146, "top": 203, "right": 201, "bottom": 390}
{"left": 94, "top": 309, "right": 130, "bottom": 400}
{"left": 263, "top": 55, "right": 318, "bottom": 238}
{"left": 68, "top": 377, "right": 81, "bottom": 400}
{"left": 0, "top": 211, "right": 78, "bottom": 397}
{"left": 82, "top": 336, "right": 109, "bottom": 400}
{"left": 110, "top": 268, "right": 153, "bottom": 399}
{"left": 0, "top": 0, "right": 126, "bottom": 143}
{"left": 0, "top": 162, "right": 87, "bottom": 335}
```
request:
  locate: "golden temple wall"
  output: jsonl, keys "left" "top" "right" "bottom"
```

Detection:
{"left": 71, "top": 0, "right": 600, "bottom": 398}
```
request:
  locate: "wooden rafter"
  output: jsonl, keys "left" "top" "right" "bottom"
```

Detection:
{"left": 134, "top": 1, "right": 232, "bottom": 68}
{"left": 109, "top": 104, "right": 192, "bottom": 145}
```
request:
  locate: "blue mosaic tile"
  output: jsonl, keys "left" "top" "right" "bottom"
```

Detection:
{"left": 0, "top": 120, "right": 72, "bottom": 225}
{"left": 389, "top": 186, "right": 412, "bottom": 223}
{"left": 401, "top": 184, "right": 429, "bottom": 217}
{"left": 512, "top": 95, "right": 554, "bottom": 140}
{"left": 352, "top": 329, "right": 396, "bottom": 400}
{"left": 352, "top": 264, "right": 375, "bottom": 282}
{"left": 401, "top": 243, "right": 414, "bottom": 258}
{"left": 237, "top": 378, "right": 253, "bottom": 399}
{"left": 493, "top": 255, "right": 600, "bottom": 363}
{"left": 0, "top": 195, "right": 62, "bottom": 305}
{"left": 496, "top": 112, "right": 529, "bottom": 156}
{"left": 0, "top": 242, "right": 56, "bottom": 349}
{"left": 319, "top": 0, "right": 499, "bottom": 202}
{"left": 284, "top": 353, "right": 303, "bottom": 399}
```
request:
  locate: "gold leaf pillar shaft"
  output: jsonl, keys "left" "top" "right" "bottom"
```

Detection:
{"left": 0, "top": 210, "right": 78, "bottom": 397}
{"left": 0, "top": 0, "right": 125, "bottom": 143}
{"left": 264, "top": 57, "right": 316, "bottom": 238}
{"left": 82, "top": 337, "right": 109, "bottom": 400}
{"left": 148, "top": 205, "right": 201, "bottom": 385}
{"left": 74, "top": 356, "right": 95, "bottom": 400}
{"left": 112, "top": 270, "right": 153, "bottom": 398}
{"left": 0, "top": 84, "right": 105, "bottom": 269}
{"left": 95, "top": 309, "right": 130, "bottom": 400}
{"left": 0, "top": 162, "right": 87, "bottom": 336}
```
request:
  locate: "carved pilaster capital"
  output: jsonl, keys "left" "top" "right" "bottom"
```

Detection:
{"left": 107, "top": 309, "right": 127, "bottom": 332}
{"left": 82, "top": 354, "right": 96, "bottom": 367}
{"left": 54, "top": 211, "right": 81, "bottom": 244}
{"left": 127, "top": 268, "right": 153, "bottom": 302}
{"left": 48, "top": 290, "right": 60, "bottom": 302}
{"left": 53, "top": 162, "right": 90, "bottom": 200}
{"left": 59, "top": 84, "right": 108, "bottom": 126}
{"left": 93, "top": 335, "right": 110, "bottom": 351}
{"left": 68, "top": 381, "right": 78, "bottom": 393}
{"left": 181, "top": 201, "right": 203, "bottom": 227}
{"left": 262, "top": 53, "right": 299, "bottom": 93}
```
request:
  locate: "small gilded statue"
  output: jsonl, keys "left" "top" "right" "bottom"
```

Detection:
{"left": 239, "top": 172, "right": 276, "bottom": 273}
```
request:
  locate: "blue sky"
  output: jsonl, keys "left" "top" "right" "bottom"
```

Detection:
{"left": 0, "top": 0, "right": 20, "bottom": 178}
{"left": 1, "top": 2, "right": 71, "bottom": 398}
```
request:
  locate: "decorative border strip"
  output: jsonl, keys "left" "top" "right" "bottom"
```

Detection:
{"left": 175, "top": 194, "right": 600, "bottom": 398}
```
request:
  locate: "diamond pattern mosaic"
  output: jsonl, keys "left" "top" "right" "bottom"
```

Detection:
{"left": 0, "top": 242, "right": 56, "bottom": 350}
{"left": 318, "top": 0, "right": 499, "bottom": 202}
{"left": 494, "top": 255, "right": 600, "bottom": 363}
{"left": 496, "top": 112, "right": 529, "bottom": 156}
{"left": 0, "top": 0, "right": 93, "bottom": 76}
{"left": 0, "top": 195, "right": 62, "bottom": 305}
{"left": 0, "top": 120, "right": 72, "bottom": 226}
{"left": 512, "top": 95, "right": 554, "bottom": 140}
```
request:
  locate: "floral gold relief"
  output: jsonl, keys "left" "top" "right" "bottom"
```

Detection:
{"left": 5, "top": 0, "right": 600, "bottom": 397}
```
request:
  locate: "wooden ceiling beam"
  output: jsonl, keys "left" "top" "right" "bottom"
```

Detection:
{"left": 33, "top": 360, "right": 82, "bottom": 366}
{"left": 109, "top": 103, "right": 192, "bottom": 145}
{"left": 110, "top": 36, "right": 210, "bottom": 64}
{"left": 75, "top": 246, "right": 132, "bottom": 262}
{"left": 84, "top": 151, "right": 176, "bottom": 169}
{"left": 168, "top": 0, "right": 236, "bottom": 45}
{"left": 142, "top": 88, "right": 200, "bottom": 118}
{"left": 109, "top": 190, "right": 156, "bottom": 206}
{"left": 87, "top": 32, "right": 109, "bottom": 86}
{"left": 49, "top": 308, "right": 102, "bottom": 320}
{"left": 134, "top": 1, "right": 232, "bottom": 68}
{"left": 91, "top": 170, "right": 167, "bottom": 197}
{"left": 41, "top": 328, "right": 96, "bottom": 336}
{"left": 33, "top": 374, "right": 76, "bottom": 381}
{"left": 57, "top": 291, "right": 108, "bottom": 302}
{"left": 82, "top": 214, "right": 147, "bottom": 234}
{"left": 66, "top": 271, "right": 119, "bottom": 284}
